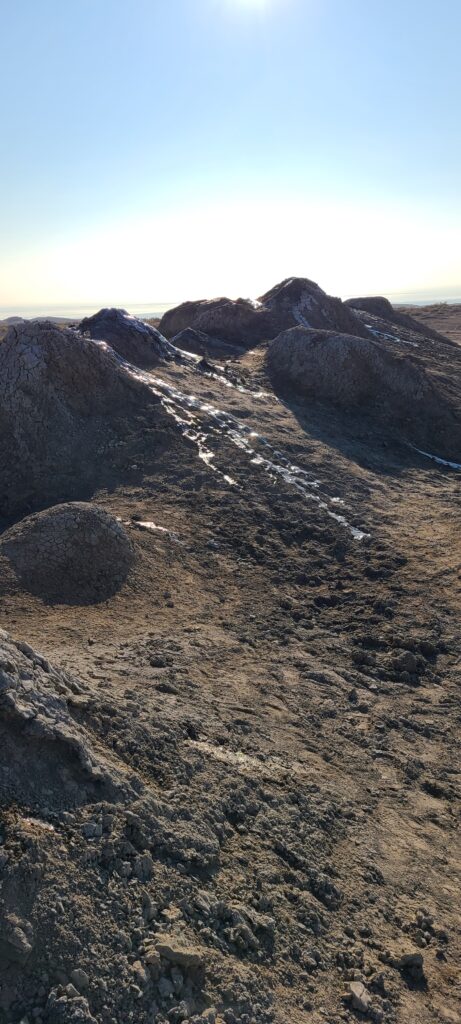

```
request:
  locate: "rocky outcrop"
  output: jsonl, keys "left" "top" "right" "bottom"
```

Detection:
{"left": 78, "top": 307, "right": 174, "bottom": 368}
{"left": 267, "top": 326, "right": 460, "bottom": 455}
{"left": 0, "top": 503, "right": 135, "bottom": 604}
{"left": 0, "top": 321, "right": 160, "bottom": 518}
{"left": 159, "top": 277, "right": 369, "bottom": 348}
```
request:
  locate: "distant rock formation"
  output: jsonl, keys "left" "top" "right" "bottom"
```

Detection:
{"left": 267, "top": 326, "right": 460, "bottom": 456}
{"left": 0, "top": 321, "right": 160, "bottom": 517}
{"left": 159, "top": 277, "right": 369, "bottom": 348}
{"left": 78, "top": 307, "right": 174, "bottom": 368}
{"left": 0, "top": 503, "right": 135, "bottom": 604}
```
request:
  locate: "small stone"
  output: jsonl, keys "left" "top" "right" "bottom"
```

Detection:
{"left": 349, "top": 981, "right": 372, "bottom": 1013}
{"left": 65, "top": 984, "right": 80, "bottom": 999}
{"left": 155, "top": 935, "right": 204, "bottom": 970}
{"left": 397, "top": 952, "right": 425, "bottom": 981}
{"left": 82, "top": 821, "right": 102, "bottom": 840}
{"left": 70, "top": 969, "right": 90, "bottom": 991}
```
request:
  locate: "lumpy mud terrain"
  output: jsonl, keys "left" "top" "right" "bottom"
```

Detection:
{"left": 0, "top": 283, "right": 460, "bottom": 1024}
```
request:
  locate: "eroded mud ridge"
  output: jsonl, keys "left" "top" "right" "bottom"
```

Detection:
{"left": 0, "top": 281, "right": 460, "bottom": 1024}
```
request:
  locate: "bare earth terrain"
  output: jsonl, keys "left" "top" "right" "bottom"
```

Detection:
{"left": 0, "top": 292, "right": 459, "bottom": 1024}
{"left": 399, "top": 305, "right": 461, "bottom": 347}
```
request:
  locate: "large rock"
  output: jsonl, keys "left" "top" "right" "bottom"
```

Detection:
{"left": 267, "top": 326, "right": 460, "bottom": 455}
{"left": 78, "top": 307, "right": 174, "bottom": 368}
{"left": 0, "top": 321, "right": 158, "bottom": 517}
{"left": 159, "top": 277, "right": 369, "bottom": 348}
{"left": 0, "top": 502, "right": 135, "bottom": 604}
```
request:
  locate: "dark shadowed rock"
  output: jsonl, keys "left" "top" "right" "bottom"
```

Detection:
{"left": 159, "top": 277, "right": 369, "bottom": 348}
{"left": 0, "top": 502, "right": 135, "bottom": 604}
{"left": 267, "top": 326, "right": 461, "bottom": 456}
{"left": 78, "top": 307, "right": 174, "bottom": 368}
{"left": 0, "top": 320, "right": 161, "bottom": 518}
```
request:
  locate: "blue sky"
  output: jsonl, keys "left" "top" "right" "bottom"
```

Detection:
{"left": 1, "top": 0, "right": 460, "bottom": 308}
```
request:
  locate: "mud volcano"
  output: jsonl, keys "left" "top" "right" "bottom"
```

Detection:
{"left": 159, "top": 276, "right": 369, "bottom": 347}
{"left": 267, "top": 326, "right": 460, "bottom": 456}
{"left": 78, "top": 307, "right": 174, "bottom": 368}
{"left": 0, "top": 320, "right": 159, "bottom": 517}
{"left": 0, "top": 503, "right": 135, "bottom": 604}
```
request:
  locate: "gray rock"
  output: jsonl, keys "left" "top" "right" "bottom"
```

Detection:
{"left": 349, "top": 981, "right": 372, "bottom": 1012}
{"left": 70, "top": 969, "right": 90, "bottom": 992}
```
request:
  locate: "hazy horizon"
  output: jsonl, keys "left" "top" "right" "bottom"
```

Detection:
{"left": 2, "top": 286, "right": 461, "bottom": 324}
{"left": 1, "top": 0, "right": 461, "bottom": 307}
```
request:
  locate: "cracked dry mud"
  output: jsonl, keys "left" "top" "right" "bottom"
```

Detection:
{"left": 0, "top": 303, "right": 460, "bottom": 1024}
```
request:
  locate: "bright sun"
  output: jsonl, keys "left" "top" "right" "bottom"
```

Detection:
{"left": 234, "top": 0, "right": 269, "bottom": 8}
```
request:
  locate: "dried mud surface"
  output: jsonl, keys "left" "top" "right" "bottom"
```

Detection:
{"left": 0, "top": 307, "right": 460, "bottom": 1024}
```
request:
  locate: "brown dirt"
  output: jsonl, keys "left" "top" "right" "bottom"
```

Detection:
{"left": 0, "top": 306, "right": 460, "bottom": 1024}
{"left": 398, "top": 305, "right": 461, "bottom": 346}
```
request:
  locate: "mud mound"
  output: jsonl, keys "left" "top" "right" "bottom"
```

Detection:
{"left": 259, "top": 277, "right": 369, "bottom": 337}
{"left": 0, "top": 320, "right": 159, "bottom": 518}
{"left": 160, "top": 295, "right": 270, "bottom": 347}
{"left": 345, "top": 295, "right": 449, "bottom": 344}
{"left": 1, "top": 503, "right": 135, "bottom": 604}
{"left": 0, "top": 630, "right": 130, "bottom": 811}
{"left": 159, "top": 276, "right": 369, "bottom": 347}
{"left": 267, "top": 326, "right": 461, "bottom": 455}
{"left": 78, "top": 307, "right": 174, "bottom": 368}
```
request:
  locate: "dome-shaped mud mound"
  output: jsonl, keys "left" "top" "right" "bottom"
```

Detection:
{"left": 78, "top": 307, "right": 174, "bottom": 368}
{"left": 159, "top": 277, "right": 369, "bottom": 348}
{"left": 1, "top": 503, "right": 135, "bottom": 604}
{"left": 0, "top": 320, "right": 155, "bottom": 517}
{"left": 267, "top": 327, "right": 461, "bottom": 456}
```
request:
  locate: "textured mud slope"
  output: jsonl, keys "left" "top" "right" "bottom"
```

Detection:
{"left": 267, "top": 326, "right": 461, "bottom": 460}
{"left": 0, "top": 503, "right": 135, "bottom": 604}
{"left": 0, "top": 321, "right": 174, "bottom": 519}
{"left": 159, "top": 277, "right": 369, "bottom": 347}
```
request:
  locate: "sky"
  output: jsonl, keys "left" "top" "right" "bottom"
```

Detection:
{"left": 1, "top": 0, "right": 460, "bottom": 311}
